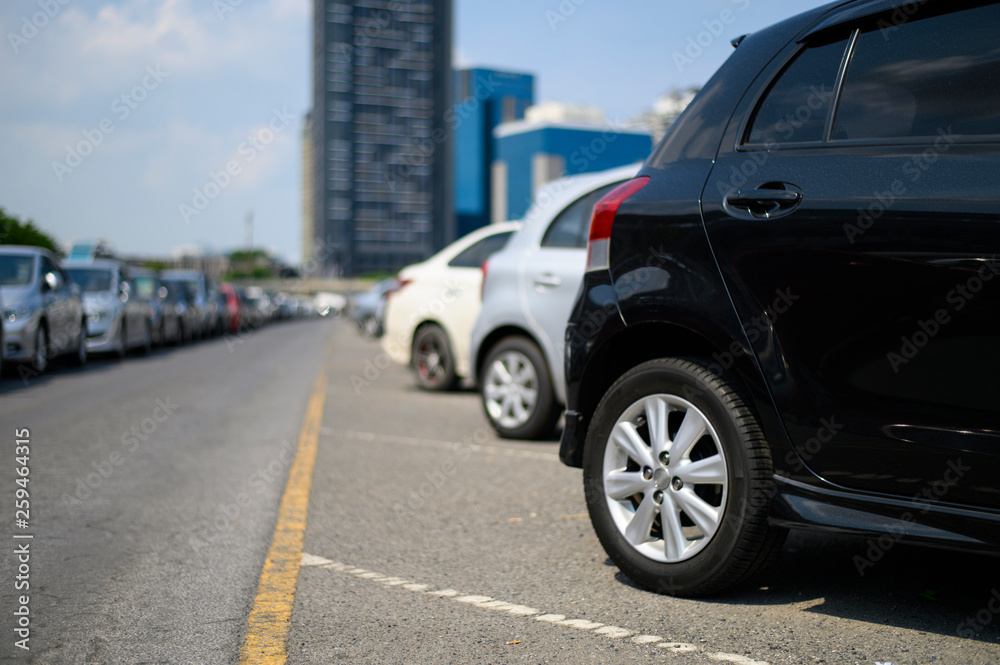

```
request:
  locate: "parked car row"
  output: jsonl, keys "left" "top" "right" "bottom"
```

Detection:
{"left": 371, "top": 0, "right": 1000, "bottom": 598}
{"left": 0, "top": 244, "right": 324, "bottom": 378}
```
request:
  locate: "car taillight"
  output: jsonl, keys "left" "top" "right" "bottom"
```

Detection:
{"left": 386, "top": 278, "right": 412, "bottom": 300}
{"left": 480, "top": 259, "right": 490, "bottom": 301}
{"left": 585, "top": 176, "right": 650, "bottom": 272}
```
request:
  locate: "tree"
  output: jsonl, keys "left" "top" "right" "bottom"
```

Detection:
{"left": 0, "top": 208, "right": 62, "bottom": 256}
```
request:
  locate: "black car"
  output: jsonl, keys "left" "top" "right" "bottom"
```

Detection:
{"left": 560, "top": 0, "right": 1000, "bottom": 596}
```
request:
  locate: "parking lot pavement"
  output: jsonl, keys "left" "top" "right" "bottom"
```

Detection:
{"left": 1, "top": 318, "right": 997, "bottom": 664}
{"left": 287, "top": 322, "right": 1000, "bottom": 665}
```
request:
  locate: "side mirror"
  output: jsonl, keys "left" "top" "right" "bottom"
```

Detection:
{"left": 44, "top": 271, "right": 62, "bottom": 291}
{"left": 158, "top": 285, "right": 168, "bottom": 300}
{"left": 120, "top": 280, "right": 131, "bottom": 302}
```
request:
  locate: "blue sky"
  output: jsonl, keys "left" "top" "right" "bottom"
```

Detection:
{"left": 0, "top": 0, "right": 833, "bottom": 264}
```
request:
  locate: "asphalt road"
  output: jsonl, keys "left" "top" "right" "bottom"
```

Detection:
{"left": 0, "top": 318, "right": 998, "bottom": 664}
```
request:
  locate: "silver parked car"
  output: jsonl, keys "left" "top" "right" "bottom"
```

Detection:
{"left": 470, "top": 164, "right": 640, "bottom": 439}
{"left": 65, "top": 260, "right": 153, "bottom": 357}
{"left": 0, "top": 245, "right": 87, "bottom": 374}
{"left": 160, "top": 269, "right": 221, "bottom": 338}
{"left": 131, "top": 267, "right": 183, "bottom": 346}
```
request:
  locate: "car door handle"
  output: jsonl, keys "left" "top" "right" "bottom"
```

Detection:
{"left": 724, "top": 183, "right": 802, "bottom": 220}
{"left": 532, "top": 273, "right": 562, "bottom": 289}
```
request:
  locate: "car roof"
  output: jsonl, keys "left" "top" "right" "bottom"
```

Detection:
{"left": 64, "top": 259, "right": 121, "bottom": 270}
{"left": 0, "top": 245, "right": 53, "bottom": 257}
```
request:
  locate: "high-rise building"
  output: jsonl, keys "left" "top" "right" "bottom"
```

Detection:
{"left": 451, "top": 68, "right": 533, "bottom": 237}
{"left": 311, "top": 0, "right": 453, "bottom": 277}
{"left": 493, "top": 103, "right": 653, "bottom": 222}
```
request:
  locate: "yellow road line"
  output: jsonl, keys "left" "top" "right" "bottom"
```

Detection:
{"left": 240, "top": 360, "right": 328, "bottom": 664}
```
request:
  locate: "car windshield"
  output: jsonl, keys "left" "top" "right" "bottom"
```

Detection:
{"left": 0, "top": 255, "right": 35, "bottom": 286}
{"left": 66, "top": 267, "right": 114, "bottom": 293}
{"left": 162, "top": 280, "right": 192, "bottom": 303}
{"left": 133, "top": 275, "right": 157, "bottom": 300}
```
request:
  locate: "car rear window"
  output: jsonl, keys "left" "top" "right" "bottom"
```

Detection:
{"left": 448, "top": 232, "right": 514, "bottom": 268}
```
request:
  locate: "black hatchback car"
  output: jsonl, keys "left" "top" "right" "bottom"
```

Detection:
{"left": 560, "top": 0, "right": 1000, "bottom": 596}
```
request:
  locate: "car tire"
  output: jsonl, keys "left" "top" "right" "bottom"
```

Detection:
{"left": 582, "top": 358, "right": 786, "bottom": 597}
{"left": 70, "top": 320, "right": 87, "bottom": 367}
{"left": 480, "top": 336, "right": 559, "bottom": 440}
{"left": 114, "top": 322, "right": 127, "bottom": 359}
{"left": 137, "top": 321, "right": 152, "bottom": 355}
{"left": 360, "top": 315, "right": 380, "bottom": 338}
{"left": 412, "top": 324, "right": 458, "bottom": 391}
{"left": 30, "top": 326, "right": 48, "bottom": 374}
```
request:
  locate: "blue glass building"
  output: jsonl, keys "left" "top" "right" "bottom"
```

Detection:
{"left": 493, "top": 121, "right": 652, "bottom": 222}
{"left": 451, "top": 69, "right": 534, "bottom": 237}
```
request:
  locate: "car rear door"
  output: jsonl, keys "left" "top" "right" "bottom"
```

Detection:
{"left": 700, "top": 3, "right": 1000, "bottom": 509}
{"left": 520, "top": 182, "right": 621, "bottom": 400}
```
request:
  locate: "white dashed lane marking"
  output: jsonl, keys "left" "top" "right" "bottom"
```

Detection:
{"left": 300, "top": 553, "right": 770, "bottom": 664}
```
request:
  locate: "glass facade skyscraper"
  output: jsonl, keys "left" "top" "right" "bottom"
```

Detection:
{"left": 311, "top": 0, "right": 452, "bottom": 276}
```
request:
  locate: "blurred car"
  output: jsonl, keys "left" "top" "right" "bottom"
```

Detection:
{"left": 131, "top": 267, "right": 183, "bottom": 346}
{"left": 349, "top": 278, "right": 397, "bottom": 338}
{"left": 560, "top": 0, "right": 1000, "bottom": 597}
{"left": 160, "top": 269, "right": 221, "bottom": 338}
{"left": 218, "top": 282, "right": 240, "bottom": 334}
{"left": 382, "top": 222, "right": 520, "bottom": 391}
{"left": 238, "top": 286, "right": 270, "bottom": 330}
{"left": 0, "top": 245, "right": 87, "bottom": 374}
{"left": 469, "top": 164, "right": 640, "bottom": 439}
{"left": 160, "top": 280, "right": 197, "bottom": 343}
{"left": 314, "top": 291, "right": 347, "bottom": 317}
{"left": 65, "top": 260, "right": 153, "bottom": 357}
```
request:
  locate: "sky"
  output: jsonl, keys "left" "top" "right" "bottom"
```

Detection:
{"left": 0, "top": 0, "right": 834, "bottom": 265}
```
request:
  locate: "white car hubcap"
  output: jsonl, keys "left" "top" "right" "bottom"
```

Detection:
{"left": 483, "top": 350, "right": 538, "bottom": 429}
{"left": 603, "top": 394, "right": 728, "bottom": 563}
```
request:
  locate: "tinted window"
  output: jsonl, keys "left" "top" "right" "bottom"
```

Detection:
{"left": 133, "top": 275, "right": 157, "bottom": 300}
{"left": 66, "top": 268, "right": 114, "bottom": 293}
{"left": 0, "top": 255, "right": 34, "bottom": 286}
{"left": 541, "top": 182, "right": 621, "bottom": 249}
{"left": 833, "top": 4, "right": 1000, "bottom": 140}
{"left": 745, "top": 37, "right": 848, "bottom": 145}
{"left": 447, "top": 232, "right": 514, "bottom": 268}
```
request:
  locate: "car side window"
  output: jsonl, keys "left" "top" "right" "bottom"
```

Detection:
{"left": 744, "top": 36, "right": 849, "bottom": 145}
{"left": 448, "top": 232, "right": 514, "bottom": 268}
{"left": 40, "top": 257, "right": 59, "bottom": 287}
{"left": 541, "top": 182, "right": 621, "bottom": 249}
{"left": 832, "top": 4, "right": 1000, "bottom": 140}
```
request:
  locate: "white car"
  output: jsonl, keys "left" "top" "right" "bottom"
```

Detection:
{"left": 470, "top": 164, "right": 641, "bottom": 439}
{"left": 382, "top": 221, "right": 521, "bottom": 390}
